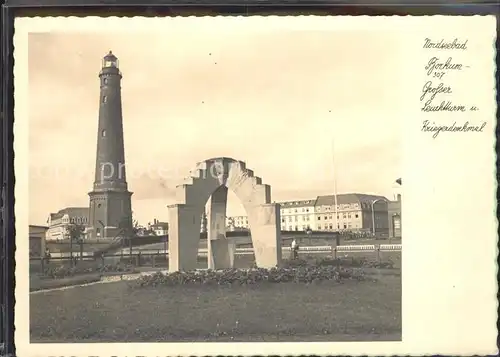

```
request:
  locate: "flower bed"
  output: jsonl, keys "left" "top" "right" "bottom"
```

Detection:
{"left": 132, "top": 266, "right": 365, "bottom": 288}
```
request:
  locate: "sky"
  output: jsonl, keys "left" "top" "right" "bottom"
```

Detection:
{"left": 28, "top": 27, "right": 402, "bottom": 226}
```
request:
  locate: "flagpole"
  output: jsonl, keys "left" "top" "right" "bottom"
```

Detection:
{"left": 332, "top": 138, "right": 339, "bottom": 233}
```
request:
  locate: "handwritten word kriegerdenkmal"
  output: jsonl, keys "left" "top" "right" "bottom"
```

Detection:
{"left": 423, "top": 38, "right": 468, "bottom": 50}
{"left": 421, "top": 120, "right": 486, "bottom": 138}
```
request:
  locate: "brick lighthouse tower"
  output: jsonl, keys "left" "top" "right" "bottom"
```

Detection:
{"left": 88, "top": 51, "right": 133, "bottom": 240}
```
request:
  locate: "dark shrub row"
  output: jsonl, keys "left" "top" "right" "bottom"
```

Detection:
{"left": 133, "top": 266, "right": 365, "bottom": 288}
{"left": 281, "top": 256, "right": 395, "bottom": 269}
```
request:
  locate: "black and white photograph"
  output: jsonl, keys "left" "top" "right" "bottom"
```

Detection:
{"left": 14, "top": 15, "right": 497, "bottom": 356}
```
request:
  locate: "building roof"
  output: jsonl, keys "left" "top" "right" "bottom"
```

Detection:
{"left": 279, "top": 199, "right": 317, "bottom": 208}
{"left": 50, "top": 207, "right": 89, "bottom": 220}
{"left": 29, "top": 225, "right": 48, "bottom": 230}
{"left": 151, "top": 222, "right": 168, "bottom": 229}
{"left": 315, "top": 193, "right": 388, "bottom": 206}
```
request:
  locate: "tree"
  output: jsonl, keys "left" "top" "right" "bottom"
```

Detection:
{"left": 66, "top": 223, "right": 85, "bottom": 266}
{"left": 66, "top": 223, "right": 85, "bottom": 242}
{"left": 118, "top": 215, "right": 139, "bottom": 238}
{"left": 118, "top": 215, "right": 140, "bottom": 255}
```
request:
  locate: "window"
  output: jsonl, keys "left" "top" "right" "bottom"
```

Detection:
{"left": 317, "top": 225, "right": 321, "bottom": 230}
{"left": 343, "top": 224, "right": 347, "bottom": 229}
{"left": 317, "top": 216, "right": 321, "bottom": 220}
{"left": 103, "top": 78, "right": 108, "bottom": 85}
{"left": 329, "top": 224, "right": 333, "bottom": 230}
{"left": 97, "top": 204, "right": 101, "bottom": 208}
{"left": 324, "top": 215, "right": 328, "bottom": 220}
{"left": 101, "top": 130, "right": 106, "bottom": 137}
{"left": 306, "top": 208, "right": 309, "bottom": 212}
{"left": 355, "top": 214, "right": 359, "bottom": 218}
{"left": 281, "top": 218, "right": 285, "bottom": 223}
{"left": 102, "top": 95, "right": 107, "bottom": 103}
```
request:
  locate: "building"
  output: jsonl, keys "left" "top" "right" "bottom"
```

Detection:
{"left": 388, "top": 194, "right": 402, "bottom": 238}
{"left": 87, "top": 51, "right": 133, "bottom": 240}
{"left": 279, "top": 199, "right": 317, "bottom": 231}
{"left": 314, "top": 193, "right": 389, "bottom": 233}
{"left": 217, "top": 193, "right": 390, "bottom": 234}
{"left": 29, "top": 225, "right": 48, "bottom": 257}
{"left": 226, "top": 215, "right": 250, "bottom": 231}
{"left": 149, "top": 219, "right": 169, "bottom": 236}
{"left": 201, "top": 209, "right": 208, "bottom": 233}
{"left": 46, "top": 207, "right": 89, "bottom": 241}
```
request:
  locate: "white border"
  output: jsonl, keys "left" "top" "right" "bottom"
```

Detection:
{"left": 15, "top": 16, "right": 498, "bottom": 356}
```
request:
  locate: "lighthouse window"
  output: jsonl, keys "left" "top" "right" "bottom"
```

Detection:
{"left": 103, "top": 78, "right": 108, "bottom": 85}
{"left": 102, "top": 95, "right": 107, "bottom": 103}
{"left": 101, "top": 130, "right": 106, "bottom": 137}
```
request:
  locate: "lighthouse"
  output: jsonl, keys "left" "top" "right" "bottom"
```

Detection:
{"left": 88, "top": 51, "right": 133, "bottom": 240}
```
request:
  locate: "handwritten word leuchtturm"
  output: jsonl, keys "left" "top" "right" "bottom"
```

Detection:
{"left": 420, "top": 38, "right": 478, "bottom": 114}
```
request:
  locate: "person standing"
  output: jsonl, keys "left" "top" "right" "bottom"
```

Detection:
{"left": 44, "top": 248, "right": 51, "bottom": 264}
{"left": 291, "top": 239, "right": 299, "bottom": 259}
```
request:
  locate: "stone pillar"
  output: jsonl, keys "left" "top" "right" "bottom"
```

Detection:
{"left": 207, "top": 186, "right": 234, "bottom": 269}
{"left": 168, "top": 204, "right": 201, "bottom": 272}
{"left": 249, "top": 203, "right": 282, "bottom": 268}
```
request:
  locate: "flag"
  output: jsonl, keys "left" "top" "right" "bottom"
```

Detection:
{"left": 395, "top": 178, "right": 402, "bottom": 185}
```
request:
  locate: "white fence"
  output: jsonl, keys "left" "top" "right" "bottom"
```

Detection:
{"left": 48, "top": 244, "right": 401, "bottom": 259}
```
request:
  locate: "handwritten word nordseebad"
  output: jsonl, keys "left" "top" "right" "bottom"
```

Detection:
{"left": 423, "top": 38, "right": 468, "bottom": 50}
{"left": 421, "top": 120, "right": 486, "bottom": 138}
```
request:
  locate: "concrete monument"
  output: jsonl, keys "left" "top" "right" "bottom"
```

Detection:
{"left": 168, "top": 157, "right": 282, "bottom": 271}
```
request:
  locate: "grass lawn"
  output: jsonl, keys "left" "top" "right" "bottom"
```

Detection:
{"left": 30, "top": 274, "right": 401, "bottom": 343}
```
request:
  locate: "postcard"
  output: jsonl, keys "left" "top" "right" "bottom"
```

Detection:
{"left": 14, "top": 15, "right": 498, "bottom": 356}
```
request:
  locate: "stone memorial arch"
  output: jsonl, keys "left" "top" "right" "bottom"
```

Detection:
{"left": 168, "top": 157, "right": 282, "bottom": 272}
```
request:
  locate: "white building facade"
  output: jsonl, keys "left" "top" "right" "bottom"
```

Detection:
{"left": 46, "top": 207, "right": 89, "bottom": 241}
{"left": 278, "top": 199, "right": 317, "bottom": 231}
